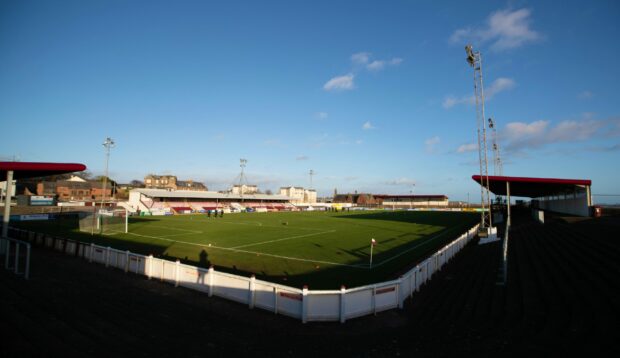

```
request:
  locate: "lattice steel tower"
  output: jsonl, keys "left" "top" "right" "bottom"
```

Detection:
{"left": 466, "top": 45, "right": 492, "bottom": 228}
{"left": 488, "top": 117, "right": 503, "bottom": 176}
{"left": 309, "top": 169, "right": 315, "bottom": 189}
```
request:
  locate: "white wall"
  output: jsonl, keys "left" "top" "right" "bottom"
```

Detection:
{"left": 539, "top": 193, "right": 589, "bottom": 217}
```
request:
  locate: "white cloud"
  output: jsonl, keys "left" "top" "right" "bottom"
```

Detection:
{"left": 502, "top": 118, "right": 613, "bottom": 153}
{"left": 316, "top": 112, "right": 328, "bottom": 120}
{"left": 450, "top": 8, "right": 541, "bottom": 52}
{"left": 296, "top": 155, "right": 309, "bottom": 161}
{"left": 457, "top": 143, "right": 478, "bottom": 153}
{"left": 443, "top": 77, "right": 515, "bottom": 109}
{"left": 323, "top": 74, "right": 355, "bottom": 91}
{"left": 385, "top": 177, "right": 416, "bottom": 186}
{"left": 362, "top": 121, "right": 375, "bottom": 130}
{"left": 486, "top": 77, "right": 516, "bottom": 97}
{"left": 355, "top": 139, "right": 363, "bottom": 145}
{"left": 425, "top": 136, "right": 441, "bottom": 153}
{"left": 548, "top": 120, "right": 603, "bottom": 142}
{"left": 351, "top": 52, "right": 371, "bottom": 65}
{"left": 442, "top": 95, "right": 473, "bottom": 109}
{"left": 578, "top": 90, "right": 594, "bottom": 100}
{"left": 389, "top": 58, "right": 403, "bottom": 65}
{"left": 366, "top": 57, "right": 403, "bottom": 71}
{"left": 366, "top": 60, "right": 386, "bottom": 71}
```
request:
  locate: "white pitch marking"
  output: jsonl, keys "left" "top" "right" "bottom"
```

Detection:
{"left": 123, "top": 232, "right": 365, "bottom": 268}
{"left": 370, "top": 228, "right": 456, "bottom": 268}
{"left": 230, "top": 229, "right": 336, "bottom": 249}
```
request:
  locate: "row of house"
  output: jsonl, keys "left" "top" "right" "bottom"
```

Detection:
{"left": 333, "top": 193, "right": 449, "bottom": 207}
{"left": 36, "top": 176, "right": 112, "bottom": 201}
{"left": 144, "top": 174, "right": 207, "bottom": 191}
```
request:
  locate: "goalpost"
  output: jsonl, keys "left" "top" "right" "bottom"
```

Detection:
{"left": 79, "top": 208, "right": 128, "bottom": 235}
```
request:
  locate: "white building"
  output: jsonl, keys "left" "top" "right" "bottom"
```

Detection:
{"left": 279, "top": 186, "right": 317, "bottom": 204}
{"left": 230, "top": 184, "right": 258, "bottom": 195}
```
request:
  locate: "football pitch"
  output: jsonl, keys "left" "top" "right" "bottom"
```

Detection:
{"left": 16, "top": 210, "right": 479, "bottom": 289}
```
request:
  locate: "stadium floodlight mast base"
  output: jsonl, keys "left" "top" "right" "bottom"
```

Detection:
{"left": 465, "top": 44, "right": 493, "bottom": 233}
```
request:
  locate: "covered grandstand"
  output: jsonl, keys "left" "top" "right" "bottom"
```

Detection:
{"left": 472, "top": 175, "right": 593, "bottom": 220}
{"left": 127, "top": 188, "right": 296, "bottom": 214}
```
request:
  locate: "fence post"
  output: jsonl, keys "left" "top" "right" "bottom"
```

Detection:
{"left": 175, "top": 259, "right": 180, "bottom": 287}
{"left": 147, "top": 254, "right": 153, "bottom": 279}
{"left": 340, "top": 285, "right": 346, "bottom": 323}
{"left": 25, "top": 243, "right": 30, "bottom": 280}
{"left": 274, "top": 287, "right": 279, "bottom": 314}
{"left": 372, "top": 285, "right": 377, "bottom": 315}
{"left": 249, "top": 275, "right": 256, "bottom": 309}
{"left": 15, "top": 243, "right": 20, "bottom": 274}
{"left": 5, "top": 240, "right": 10, "bottom": 269}
{"left": 105, "top": 246, "right": 111, "bottom": 267}
{"left": 302, "top": 285, "right": 308, "bottom": 323}
{"left": 125, "top": 250, "right": 130, "bottom": 273}
{"left": 397, "top": 277, "right": 403, "bottom": 309}
{"left": 208, "top": 265, "right": 214, "bottom": 297}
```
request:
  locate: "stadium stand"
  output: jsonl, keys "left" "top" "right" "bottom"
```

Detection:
{"left": 170, "top": 206, "right": 192, "bottom": 214}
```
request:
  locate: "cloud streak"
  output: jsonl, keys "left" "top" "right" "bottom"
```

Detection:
{"left": 450, "top": 8, "right": 542, "bottom": 52}
{"left": 323, "top": 74, "right": 355, "bottom": 91}
{"left": 501, "top": 117, "right": 618, "bottom": 153}
{"left": 362, "top": 121, "right": 375, "bottom": 130}
{"left": 443, "top": 77, "right": 515, "bottom": 108}
{"left": 425, "top": 136, "right": 440, "bottom": 153}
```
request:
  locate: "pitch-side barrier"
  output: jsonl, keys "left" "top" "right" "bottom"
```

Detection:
{"left": 5, "top": 224, "right": 479, "bottom": 323}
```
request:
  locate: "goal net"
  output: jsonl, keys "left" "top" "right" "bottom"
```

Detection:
{"left": 78, "top": 209, "right": 128, "bottom": 235}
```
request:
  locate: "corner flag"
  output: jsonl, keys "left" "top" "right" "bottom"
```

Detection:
{"left": 369, "top": 238, "right": 377, "bottom": 269}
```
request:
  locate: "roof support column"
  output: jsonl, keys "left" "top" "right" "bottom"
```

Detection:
{"left": 506, "top": 181, "right": 511, "bottom": 227}
{"left": 586, "top": 185, "right": 592, "bottom": 207}
{"left": 2, "top": 170, "right": 14, "bottom": 238}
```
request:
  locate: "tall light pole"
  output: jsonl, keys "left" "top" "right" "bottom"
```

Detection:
{"left": 309, "top": 169, "right": 315, "bottom": 189}
{"left": 239, "top": 158, "right": 247, "bottom": 198}
{"left": 100, "top": 137, "right": 115, "bottom": 209}
{"left": 466, "top": 44, "right": 492, "bottom": 229}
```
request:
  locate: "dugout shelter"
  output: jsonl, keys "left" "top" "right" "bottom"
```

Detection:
{"left": 1, "top": 161, "right": 87, "bottom": 238}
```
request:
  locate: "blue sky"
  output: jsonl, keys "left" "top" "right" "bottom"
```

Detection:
{"left": 1, "top": 0, "right": 619, "bottom": 202}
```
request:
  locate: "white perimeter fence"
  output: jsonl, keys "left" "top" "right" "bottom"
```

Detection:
{"left": 5, "top": 224, "right": 479, "bottom": 323}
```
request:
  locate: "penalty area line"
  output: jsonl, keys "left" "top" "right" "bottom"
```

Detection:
{"left": 230, "top": 229, "right": 336, "bottom": 249}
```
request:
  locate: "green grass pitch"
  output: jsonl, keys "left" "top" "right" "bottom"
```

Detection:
{"left": 15, "top": 210, "right": 479, "bottom": 289}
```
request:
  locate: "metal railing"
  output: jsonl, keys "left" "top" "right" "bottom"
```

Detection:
{"left": 1, "top": 236, "right": 31, "bottom": 279}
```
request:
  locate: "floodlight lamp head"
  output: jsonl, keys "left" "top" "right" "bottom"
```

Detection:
{"left": 103, "top": 137, "right": 115, "bottom": 148}
{"left": 465, "top": 44, "right": 475, "bottom": 66}
{"left": 488, "top": 118, "right": 494, "bottom": 128}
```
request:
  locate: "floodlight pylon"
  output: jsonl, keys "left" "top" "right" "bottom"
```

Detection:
{"left": 100, "top": 137, "right": 115, "bottom": 210}
{"left": 465, "top": 45, "right": 492, "bottom": 229}
{"left": 488, "top": 117, "right": 503, "bottom": 176}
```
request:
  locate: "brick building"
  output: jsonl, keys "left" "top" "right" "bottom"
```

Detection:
{"left": 144, "top": 174, "right": 207, "bottom": 191}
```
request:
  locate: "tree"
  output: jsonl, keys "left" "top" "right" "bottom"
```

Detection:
{"left": 265, "top": 189, "right": 273, "bottom": 195}
{"left": 130, "top": 180, "right": 144, "bottom": 187}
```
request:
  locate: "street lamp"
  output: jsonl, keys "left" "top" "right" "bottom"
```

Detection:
{"left": 100, "top": 137, "right": 115, "bottom": 209}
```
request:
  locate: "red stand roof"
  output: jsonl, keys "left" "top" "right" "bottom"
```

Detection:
{"left": 472, "top": 175, "right": 591, "bottom": 198}
{"left": 0, "top": 162, "right": 87, "bottom": 180}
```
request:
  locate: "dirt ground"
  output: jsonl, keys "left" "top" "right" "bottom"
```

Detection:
{"left": 1, "top": 214, "right": 619, "bottom": 357}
